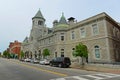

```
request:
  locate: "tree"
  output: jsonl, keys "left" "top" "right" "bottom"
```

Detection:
{"left": 43, "top": 48, "right": 50, "bottom": 58}
{"left": 7, "top": 53, "right": 11, "bottom": 59}
{"left": 20, "top": 51, "right": 25, "bottom": 59}
{"left": 73, "top": 43, "right": 88, "bottom": 65}
{"left": 3, "top": 50, "right": 10, "bottom": 58}
{"left": 3, "top": 50, "right": 8, "bottom": 58}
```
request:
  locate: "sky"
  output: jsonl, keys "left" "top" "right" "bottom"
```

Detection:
{"left": 0, "top": 0, "right": 120, "bottom": 52}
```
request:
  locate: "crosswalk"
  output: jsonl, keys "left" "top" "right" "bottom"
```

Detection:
{"left": 50, "top": 73, "right": 120, "bottom": 80}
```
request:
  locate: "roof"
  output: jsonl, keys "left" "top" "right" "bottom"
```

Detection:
{"left": 59, "top": 13, "right": 67, "bottom": 24}
{"left": 32, "top": 9, "right": 45, "bottom": 20}
{"left": 23, "top": 37, "right": 28, "bottom": 43}
{"left": 68, "top": 12, "right": 120, "bottom": 30}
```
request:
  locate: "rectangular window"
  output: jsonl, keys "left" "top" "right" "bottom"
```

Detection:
{"left": 80, "top": 28, "right": 85, "bottom": 38}
{"left": 61, "top": 36, "right": 64, "bottom": 41}
{"left": 92, "top": 24, "right": 99, "bottom": 35}
{"left": 94, "top": 46, "right": 100, "bottom": 59}
{"left": 60, "top": 33, "right": 64, "bottom": 41}
{"left": 71, "top": 31, "right": 75, "bottom": 40}
{"left": 61, "top": 49, "right": 64, "bottom": 57}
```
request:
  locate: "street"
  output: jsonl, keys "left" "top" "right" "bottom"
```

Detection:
{"left": 0, "top": 58, "right": 120, "bottom": 80}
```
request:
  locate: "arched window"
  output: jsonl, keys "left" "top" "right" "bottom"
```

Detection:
{"left": 94, "top": 45, "right": 100, "bottom": 58}
{"left": 38, "top": 21, "right": 43, "bottom": 25}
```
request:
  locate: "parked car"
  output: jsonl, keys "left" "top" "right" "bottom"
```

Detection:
{"left": 39, "top": 59, "right": 50, "bottom": 65}
{"left": 30, "top": 58, "right": 39, "bottom": 64}
{"left": 49, "top": 57, "right": 71, "bottom": 68}
{"left": 24, "top": 58, "right": 31, "bottom": 62}
{"left": 19, "top": 58, "right": 25, "bottom": 62}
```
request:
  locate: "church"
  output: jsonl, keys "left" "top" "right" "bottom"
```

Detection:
{"left": 21, "top": 9, "right": 120, "bottom": 63}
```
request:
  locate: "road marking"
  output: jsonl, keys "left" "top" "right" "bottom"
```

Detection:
{"left": 105, "top": 73, "right": 120, "bottom": 77}
{"left": 71, "top": 76, "right": 89, "bottom": 80}
{"left": 50, "top": 73, "right": 120, "bottom": 80}
{"left": 50, "top": 78, "right": 66, "bottom": 80}
{"left": 85, "top": 75, "right": 104, "bottom": 79}
{"left": 9, "top": 60, "right": 68, "bottom": 77}
{"left": 95, "top": 73, "right": 120, "bottom": 78}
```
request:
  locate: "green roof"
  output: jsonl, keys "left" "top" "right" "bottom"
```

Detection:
{"left": 33, "top": 9, "right": 45, "bottom": 20}
{"left": 59, "top": 13, "right": 67, "bottom": 24}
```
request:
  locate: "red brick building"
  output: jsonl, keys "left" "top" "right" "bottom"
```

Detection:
{"left": 9, "top": 40, "right": 21, "bottom": 58}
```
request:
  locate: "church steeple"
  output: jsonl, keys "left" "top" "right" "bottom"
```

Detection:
{"left": 59, "top": 12, "right": 67, "bottom": 24}
{"left": 32, "top": 9, "right": 45, "bottom": 21}
{"left": 32, "top": 9, "right": 45, "bottom": 26}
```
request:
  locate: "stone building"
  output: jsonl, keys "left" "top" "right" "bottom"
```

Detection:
{"left": 21, "top": 9, "right": 120, "bottom": 63}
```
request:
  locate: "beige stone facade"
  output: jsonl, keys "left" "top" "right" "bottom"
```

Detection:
{"left": 21, "top": 10, "right": 120, "bottom": 63}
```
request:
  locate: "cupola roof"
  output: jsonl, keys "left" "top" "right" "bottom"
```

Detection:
{"left": 59, "top": 12, "right": 67, "bottom": 24}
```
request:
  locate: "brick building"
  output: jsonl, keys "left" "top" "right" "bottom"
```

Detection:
{"left": 9, "top": 40, "right": 21, "bottom": 58}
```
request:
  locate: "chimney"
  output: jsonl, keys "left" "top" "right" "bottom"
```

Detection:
{"left": 68, "top": 17, "right": 75, "bottom": 25}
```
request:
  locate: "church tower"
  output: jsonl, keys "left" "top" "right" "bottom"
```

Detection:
{"left": 30, "top": 9, "right": 46, "bottom": 40}
{"left": 29, "top": 9, "right": 46, "bottom": 59}
{"left": 32, "top": 9, "right": 45, "bottom": 27}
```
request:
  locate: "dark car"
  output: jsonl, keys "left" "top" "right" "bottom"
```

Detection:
{"left": 49, "top": 57, "right": 71, "bottom": 68}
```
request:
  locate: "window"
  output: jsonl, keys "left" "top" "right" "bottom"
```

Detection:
{"left": 116, "top": 29, "right": 119, "bottom": 38}
{"left": 61, "top": 36, "right": 64, "bottom": 41}
{"left": 117, "top": 31, "right": 120, "bottom": 39}
{"left": 71, "top": 31, "right": 75, "bottom": 40}
{"left": 72, "top": 48, "right": 75, "bottom": 50}
{"left": 92, "top": 24, "right": 99, "bottom": 35}
{"left": 80, "top": 28, "right": 85, "bottom": 38}
{"left": 55, "top": 52, "right": 57, "bottom": 57}
{"left": 61, "top": 49, "right": 64, "bottom": 57}
{"left": 38, "top": 21, "right": 43, "bottom": 25}
{"left": 94, "top": 45, "right": 100, "bottom": 58}
{"left": 60, "top": 33, "right": 64, "bottom": 41}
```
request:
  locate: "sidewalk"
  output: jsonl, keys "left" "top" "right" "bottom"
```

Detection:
{"left": 71, "top": 63, "right": 120, "bottom": 74}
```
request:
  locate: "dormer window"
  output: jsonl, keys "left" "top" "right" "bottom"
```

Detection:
{"left": 38, "top": 21, "right": 43, "bottom": 25}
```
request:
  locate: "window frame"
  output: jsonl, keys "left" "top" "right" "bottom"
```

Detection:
{"left": 80, "top": 27, "right": 86, "bottom": 38}
{"left": 38, "top": 20, "right": 43, "bottom": 25}
{"left": 71, "top": 31, "right": 75, "bottom": 40}
{"left": 92, "top": 23, "right": 99, "bottom": 36}
{"left": 60, "top": 33, "right": 65, "bottom": 41}
{"left": 94, "top": 45, "right": 101, "bottom": 59}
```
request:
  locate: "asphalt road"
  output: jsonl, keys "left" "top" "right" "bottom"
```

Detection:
{"left": 0, "top": 58, "right": 120, "bottom": 80}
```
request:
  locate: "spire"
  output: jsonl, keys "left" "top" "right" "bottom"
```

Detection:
{"left": 23, "top": 36, "right": 28, "bottom": 43}
{"left": 59, "top": 12, "right": 67, "bottom": 24}
{"left": 32, "top": 9, "right": 45, "bottom": 20}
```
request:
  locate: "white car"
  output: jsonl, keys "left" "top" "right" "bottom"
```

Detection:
{"left": 39, "top": 59, "right": 50, "bottom": 65}
{"left": 24, "top": 58, "right": 31, "bottom": 62}
{"left": 31, "top": 59, "right": 39, "bottom": 64}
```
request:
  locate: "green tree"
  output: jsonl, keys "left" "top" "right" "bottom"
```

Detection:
{"left": 43, "top": 48, "right": 50, "bottom": 58}
{"left": 3, "top": 50, "right": 10, "bottom": 58}
{"left": 73, "top": 43, "right": 88, "bottom": 65}
{"left": 7, "top": 53, "right": 11, "bottom": 59}
{"left": 20, "top": 51, "right": 25, "bottom": 59}
{"left": 3, "top": 50, "right": 8, "bottom": 58}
